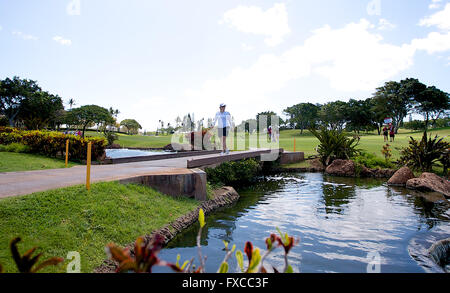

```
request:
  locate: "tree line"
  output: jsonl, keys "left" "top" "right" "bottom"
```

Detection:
{"left": 281, "top": 78, "right": 449, "bottom": 134}
{"left": 0, "top": 76, "right": 143, "bottom": 137}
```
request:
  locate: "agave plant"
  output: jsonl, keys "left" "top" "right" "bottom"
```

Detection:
{"left": 309, "top": 126, "right": 360, "bottom": 166}
{"left": 398, "top": 131, "right": 450, "bottom": 172}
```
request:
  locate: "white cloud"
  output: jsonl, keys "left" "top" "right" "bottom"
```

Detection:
{"left": 12, "top": 31, "right": 38, "bottom": 41}
{"left": 53, "top": 36, "right": 72, "bottom": 46}
{"left": 378, "top": 18, "right": 396, "bottom": 30}
{"left": 429, "top": 0, "right": 442, "bottom": 10}
{"left": 0, "top": 25, "right": 3, "bottom": 31}
{"left": 222, "top": 3, "right": 290, "bottom": 47}
{"left": 184, "top": 19, "right": 417, "bottom": 123}
{"left": 241, "top": 43, "right": 255, "bottom": 51}
{"left": 411, "top": 31, "right": 450, "bottom": 54}
{"left": 420, "top": 3, "right": 450, "bottom": 30}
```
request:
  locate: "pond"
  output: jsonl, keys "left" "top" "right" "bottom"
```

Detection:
{"left": 105, "top": 148, "right": 173, "bottom": 159}
{"left": 153, "top": 173, "right": 450, "bottom": 273}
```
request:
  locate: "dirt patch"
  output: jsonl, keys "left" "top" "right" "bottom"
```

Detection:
{"left": 94, "top": 186, "right": 240, "bottom": 273}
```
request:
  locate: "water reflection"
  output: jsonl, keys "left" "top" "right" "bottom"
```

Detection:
{"left": 166, "top": 177, "right": 285, "bottom": 249}
{"left": 154, "top": 173, "right": 450, "bottom": 273}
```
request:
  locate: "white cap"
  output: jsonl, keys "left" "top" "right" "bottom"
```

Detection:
{"left": 220, "top": 103, "right": 226, "bottom": 107}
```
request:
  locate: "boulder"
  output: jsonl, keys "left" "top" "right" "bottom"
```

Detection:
{"left": 388, "top": 167, "right": 415, "bottom": 186}
{"left": 325, "top": 160, "right": 355, "bottom": 177}
{"left": 163, "top": 143, "right": 191, "bottom": 152}
{"left": 406, "top": 172, "right": 450, "bottom": 198}
{"left": 371, "top": 168, "right": 397, "bottom": 178}
{"left": 310, "top": 158, "right": 325, "bottom": 172}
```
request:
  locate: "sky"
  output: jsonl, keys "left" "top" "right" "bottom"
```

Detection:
{"left": 1, "top": 0, "right": 450, "bottom": 131}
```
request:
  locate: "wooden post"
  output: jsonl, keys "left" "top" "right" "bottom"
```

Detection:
{"left": 86, "top": 142, "right": 92, "bottom": 191}
{"left": 65, "top": 139, "right": 69, "bottom": 168}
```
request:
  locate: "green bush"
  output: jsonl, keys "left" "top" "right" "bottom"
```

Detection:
{"left": 0, "top": 143, "right": 31, "bottom": 153}
{"left": 205, "top": 158, "right": 262, "bottom": 186}
{"left": 310, "top": 126, "right": 360, "bottom": 166}
{"left": 354, "top": 151, "right": 393, "bottom": 169}
{"left": 0, "top": 127, "right": 106, "bottom": 161}
{"left": 398, "top": 131, "right": 449, "bottom": 172}
{"left": 103, "top": 131, "right": 119, "bottom": 146}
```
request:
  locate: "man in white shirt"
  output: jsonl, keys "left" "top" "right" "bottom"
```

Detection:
{"left": 212, "top": 103, "right": 232, "bottom": 155}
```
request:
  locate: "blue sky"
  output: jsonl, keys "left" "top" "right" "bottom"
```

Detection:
{"left": 1, "top": 0, "right": 450, "bottom": 131}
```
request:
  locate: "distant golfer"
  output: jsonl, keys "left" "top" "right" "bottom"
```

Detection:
{"left": 213, "top": 103, "right": 232, "bottom": 155}
{"left": 389, "top": 124, "right": 395, "bottom": 142}
{"left": 383, "top": 126, "right": 388, "bottom": 142}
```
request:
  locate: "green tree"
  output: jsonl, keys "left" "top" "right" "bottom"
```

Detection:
{"left": 0, "top": 76, "right": 42, "bottom": 127}
{"left": 319, "top": 101, "right": 348, "bottom": 130}
{"left": 65, "top": 105, "right": 114, "bottom": 138}
{"left": 256, "top": 111, "right": 279, "bottom": 131}
{"left": 414, "top": 86, "right": 449, "bottom": 129}
{"left": 17, "top": 91, "right": 64, "bottom": 130}
{"left": 120, "top": 119, "right": 142, "bottom": 135}
{"left": 67, "top": 98, "right": 76, "bottom": 110}
{"left": 284, "top": 103, "right": 320, "bottom": 134}
{"left": 346, "top": 99, "right": 377, "bottom": 133}
{"left": 372, "top": 79, "right": 422, "bottom": 134}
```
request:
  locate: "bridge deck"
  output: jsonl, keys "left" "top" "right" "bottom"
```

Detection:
{"left": 0, "top": 149, "right": 284, "bottom": 199}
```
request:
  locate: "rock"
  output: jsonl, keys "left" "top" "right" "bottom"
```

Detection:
{"left": 371, "top": 168, "right": 397, "bottom": 178}
{"left": 406, "top": 172, "right": 450, "bottom": 198}
{"left": 429, "top": 238, "right": 450, "bottom": 270}
{"left": 309, "top": 158, "right": 325, "bottom": 172}
{"left": 388, "top": 167, "right": 415, "bottom": 186}
{"left": 108, "top": 143, "right": 121, "bottom": 149}
{"left": 325, "top": 160, "right": 355, "bottom": 177}
{"left": 163, "top": 143, "right": 191, "bottom": 152}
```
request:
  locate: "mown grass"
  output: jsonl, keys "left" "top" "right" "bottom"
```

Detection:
{"left": 85, "top": 131, "right": 172, "bottom": 148}
{"left": 84, "top": 128, "right": 450, "bottom": 160}
{"left": 0, "top": 182, "right": 199, "bottom": 273}
{"left": 0, "top": 152, "right": 79, "bottom": 173}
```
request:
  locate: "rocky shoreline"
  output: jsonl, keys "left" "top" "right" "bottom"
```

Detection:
{"left": 276, "top": 158, "right": 396, "bottom": 178}
{"left": 94, "top": 186, "right": 240, "bottom": 273}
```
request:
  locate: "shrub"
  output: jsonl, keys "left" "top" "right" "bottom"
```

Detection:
{"left": 205, "top": 158, "right": 262, "bottom": 186}
{"left": 106, "top": 209, "right": 299, "bottom": 273}
{"left": 104, "top": 131, "right": 119, "bottom": 146}
{"left": 354, "top": 151, "right": 393, "bottom": 169}
{"left": 0, "top": 127, "right": 106, "bottom": 162}
{"left": 0, "top": 143, "right": 31, "bottom": 153}
{"left": 309, "top": 126, "right": 360, "bottom": 166}
{"left": 186, "top": 128, "right": 213, "bottom": 150}
{"left": 398, "top": 131, "right": 449, "bottom": 172}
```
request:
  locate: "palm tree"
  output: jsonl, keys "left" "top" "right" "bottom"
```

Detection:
{"left": 68, "top": 98, "right": 76, "bottom": 110}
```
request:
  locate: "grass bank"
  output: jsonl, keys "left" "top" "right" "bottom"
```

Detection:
{"left": 0, "top": 182, "right": 199, "bottom": 273}
{"left": 0, "top": 152, "right": 79, "bottom": 173}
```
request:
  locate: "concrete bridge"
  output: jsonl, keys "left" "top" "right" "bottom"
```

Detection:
{"left": 0, "top": 149, "right": 303, "bottom": 201}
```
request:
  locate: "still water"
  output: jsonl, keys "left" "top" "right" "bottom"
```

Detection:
{"left": 154, "top": 173, "right": 450, "bottom": 273}
{"left": 105, "top": 149, "right": 172, "bottom": 159}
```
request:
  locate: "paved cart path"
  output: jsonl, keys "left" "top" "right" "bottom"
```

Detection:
{"left": 0, "top": 149, "right": 281, "bottom": 199}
